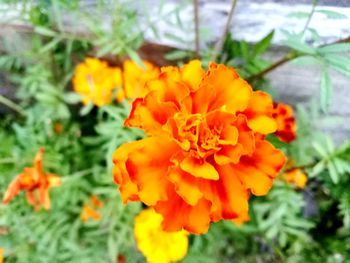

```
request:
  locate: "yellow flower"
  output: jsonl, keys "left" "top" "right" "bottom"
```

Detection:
{"left": 284, "top": 169, "right": 308, "bottom": 189}
{"left": 0, "top": 248, "right": 4, "bottom": 263}
{"left": 73, "top": 58, "right": 122, "bottom": 107}
{"left": 134, "top": 208, "right": 188, "bottom": 263}
{"left": 117, "top": 60, "right": 160, "bottom": 102}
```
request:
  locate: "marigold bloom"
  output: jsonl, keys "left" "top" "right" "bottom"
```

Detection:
{"left": 134, "top": 208, "right": 188, "bottom": 263}
{"left": 73, "top": 58, "right": 122, "bottom": 107}
{"left": 284, "top": 169, "right": 307, "bottom": 189}
{"left": 2, "top": 148, "right": 61, "bottom": 210}
{"left": 113, "top": 60, "right": 286, "bottom": 234}
{"left": 116, "top": 60, "right": 160, "bottom": 102}
{"left": 80, "top": 195, "right": 104, "bottom": 222}
{"left": 0, "top": 248, "right": 3, "bottom": 263}
{"left": 272, "top": 102, "right": 296, "bottom": 143}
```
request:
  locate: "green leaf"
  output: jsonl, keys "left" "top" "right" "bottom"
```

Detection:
{"left": 319, "top": 43, "right": 350, "bottom": 53}
{"left": 254, "top": 30, "right": 274, "bottom": 55}
{"left": 64, "top": 92, "right": 81, "bottom": 104}
{"left": 320, "top": 69, "right": 332, "bottom": 112}
{"left": 327, "top": 160, "right": 340, "bottom": 184}
{"left": 165, "top": 50, "right": 191, "bottom": 60}
{"left": 316, "top": 9, "right": 347, "bottom": 19}
{"left": 79, "top": 103, "right": 94, "bottom": 116}
{"left": 291, "top": 55, "right": 321, "bottom": 65}
{"left": 283, "top": 37, "right": 316, "bottom": 55}
{"left": 125, "top": 48, "right": 145, "bottom": 69}
{"left": 287, "top": 11, "right": 310, "bottom": 19}
{"left": 34, "top": 26, "right": 57, "bottom": 37}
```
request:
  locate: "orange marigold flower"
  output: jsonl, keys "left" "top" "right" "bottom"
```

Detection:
{"left": 116, "top": 60, "right": 160, "bottom": 102}
{"left": 80, "top": 206, "right": 102, "bottom": 222}
{"left": 80, "top": 195, "right": 104, "bottom": 222}
{"left": 73, "top": 58, "right": 122, "bottom": 107}
{"left": 272, "top": 102, "right": 296, "bottom": 143}
{"left": 134, "top": 208, "right": 188, "bottom": 263}
{"left": 2, "top": 148, "right": 61, "bottom": 210}
{"left": 112, "top": 60, "right": 286, "bottom": 234}
{"left": 0, "top": 248, "right": 3, "bottom": 263}
{"left": 284, "top": 169, "right": 307, "bottom": 189}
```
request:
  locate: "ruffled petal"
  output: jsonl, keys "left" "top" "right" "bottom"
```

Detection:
{"left": 155, "top": 187, "right": 212, "bottom": 234}
{"left": 243, "top": 91, "right": 277, "bottom": 134}
{"left": 199, "top": 164, "right": 249, "bottom": 222}
{"left": 180, "top": 157, "right": 219, "bottom": 180}
{"left": 168, "top": 167, "right": 203, "bottom": 206}
{"left": 114, "top": 137, "right": 179, "bottom": 206}
{"left": 233, "top": 141, "right": 286, "bottom": 196}
{"left": 181, "top": 60, "right": 205, "bottom": 91}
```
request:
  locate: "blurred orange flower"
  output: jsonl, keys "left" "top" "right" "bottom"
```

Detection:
{"left": 80, "top": 195, "right": 104, "bottom": 222}
{"left": 0, "top": 248, "right": 3, "bottom": 263}
{"left": 134, "top": 208, "right": 188, "bottom": 263}
{"left": 2, "top": 148, "right": 61, "bottom": 210}
{"left": 272, "top": 102, "right": 296, "bottom": 143}
{"left": 116, "top": 60, "right": 160, "bottom": 102}
{"left": 284, "top": 168, "right": 307, "bottom": 189}
{"left": 73, "top": 58, "right": 122, "bottom": 107}
{"left": 113, "top": 61, "right": 286, "bottom": 234}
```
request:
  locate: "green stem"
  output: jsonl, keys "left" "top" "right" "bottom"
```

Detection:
{"left": 301, "top": 0, "right": 318, "bottom": 36}
{"left": 0, "top": 95, "right": 26, "bottom": 116}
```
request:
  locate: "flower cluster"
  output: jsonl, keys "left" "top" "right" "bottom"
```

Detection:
{"left": 284, "top": 168, "right": 307, "bottom": 189}
{"left": 80, "top": 195, "right": 104, "bottom": 222}
{"left": 272, "top": 102, "right": 296, "bottom": 143}
{"left": 2, "top": 148, "right": 61, "bottom": 210}
{"left": 134, "top": 208, "right": 188, "bottom": 263}
{"left": 73, "top": 58, "right": 159, "bottom": 106}
{"left": 73, "top": 58, "right": 122, "bottom": 107}
{"left": 113, "top": 61, "right": 286, "bottom": 234}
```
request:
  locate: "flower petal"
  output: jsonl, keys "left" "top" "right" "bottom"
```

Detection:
{"left": 155, "top": 188, "right": 212, "bottom": 234}
{"left": 122, "top": 137, "right": 179, "bottom": 205}
{"left": 243, "top": 91, "right": 277, "bottom": 134}
{"left": 180, "top": 157, "right": 219, "bottom": 180}
{"left": 233, "top": 141, "right": 286, "bottom": 196}
{"left": 199, "top": 164, "right": 249, "bottom": 221}
{"left": 168, "top": 167, "right": 203, "bottom": 206}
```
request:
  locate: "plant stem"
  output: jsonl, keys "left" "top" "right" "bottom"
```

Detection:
{"left": 301, "top": 0, "right": 318, "bottom": 36}
{"left": 0, "top": 95, "right": 26, "bottom": 116}
{"left": 211, "top": 0, "right": 238, "bottom": 61}
{"left": 247, "top": 35, "right": 350, "bottom": 82}
{"left": 193, "top": 0, "right": 200, "bottom": 59}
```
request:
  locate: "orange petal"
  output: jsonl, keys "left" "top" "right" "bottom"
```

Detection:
{"left": 47, "top": 174, "right": 62, "bottom": 188}
{"left": 155, "top": 188, "right": 212, "bottom": 234}
{"left": 233, "top": 141, "right": 286, "bottom": 196}
{"left": 243, "top": 91, "right": 277, "bottom": 134}
{"left": 125, "top": 92, "right": 178, "bottom": 136}
{"left": 202, "top": 63, "right": 252, "bottom": 113}
{"left": 114, "top": 137, "right": 179, "bottom": 206}
{"left": 199, "top": 164, "right": 249, "bottom": 222}
{"left": 2, "top": 177, "right": 21, "bottom": 205}
{"left": 168, "top": 167, "right": 203, "bottom": 206}
{"left": 181, "top": 60, "right": 205, "bottom": 91}
{"left": 180, "top": 157, "right": 219, "bottom": 180}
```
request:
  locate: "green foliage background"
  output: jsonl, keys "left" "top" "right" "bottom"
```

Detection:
{"left": 0, "top": 0, "right": 350, "bottom": 262}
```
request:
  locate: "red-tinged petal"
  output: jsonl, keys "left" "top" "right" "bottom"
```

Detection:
{"left": 180, "top": 156, "right": 219, "bottom": 180}
{"left": 243, "top": 91, "right": 277, "bottom": 134}
{"left": 168, "top": 167, "right": 203, "bottom": 206}
{"left": 155, "top": 188, "right": 212, "bottom": 234}
{"left": 124, "top": 137, "right": 179, "bottom": 206}
{"left": 214, "top": 144, "right": 244, "bottom": 165}
{"left": 125, "top": 93, "right": 178, "bottom": 135}
{"left": 234, "top": 141, "right": 286, "bottom": 196}
{"left": 199, "top": 164, "right": 249, "bottom": 222}
{"left": 2, "top": 177, "right": 21, "bottom": 205}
